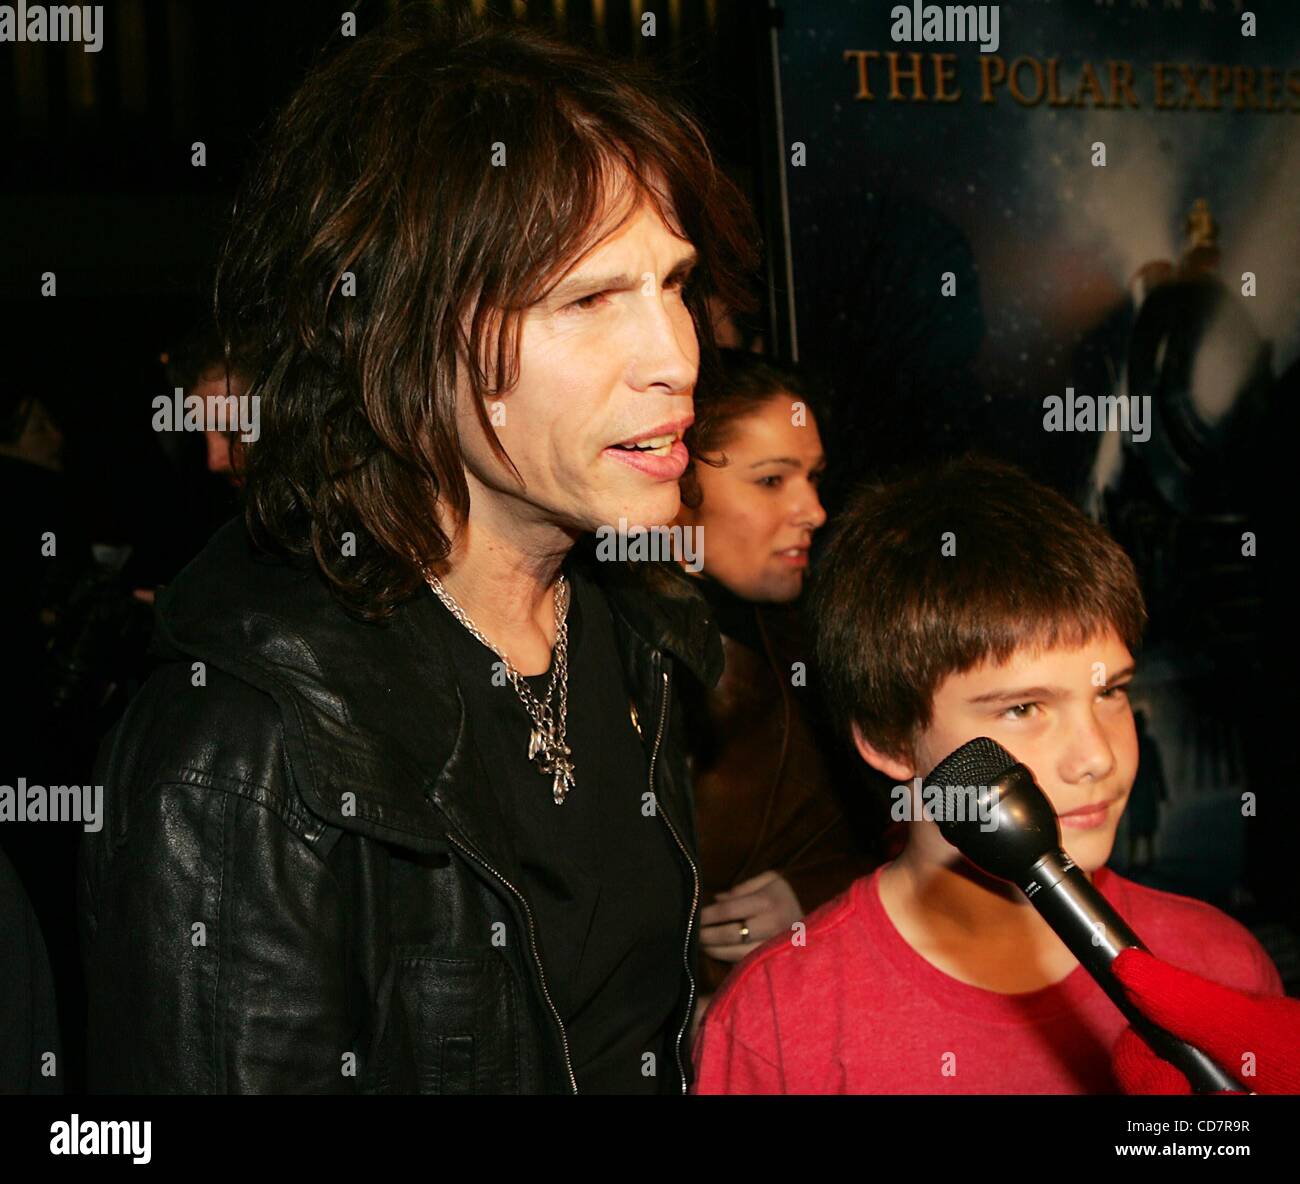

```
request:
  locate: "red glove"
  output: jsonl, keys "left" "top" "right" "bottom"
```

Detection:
{"left": 1110, "top": 947, "right": 1300, "bottom": 1095}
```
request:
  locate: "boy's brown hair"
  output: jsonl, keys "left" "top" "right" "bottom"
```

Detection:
{"left": 214, "top": 7, "right": 759, "bottom": 619}
{"left": 809, "top": 455, "right": 1147, "bottom": 762}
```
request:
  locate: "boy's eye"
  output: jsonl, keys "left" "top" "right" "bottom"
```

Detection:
{"left": 1001, "top": 702, "right": 1040, "bottom": 721}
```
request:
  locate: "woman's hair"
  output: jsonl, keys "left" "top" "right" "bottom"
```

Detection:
{"left": 680, "top": 348, "right": 819, "bottom": 509}
{"left": 215, "top": 8, "right": 759, "bottom": 619}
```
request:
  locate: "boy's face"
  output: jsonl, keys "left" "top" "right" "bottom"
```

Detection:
{"left": 861, "top": 627, "right": 1139, "bottom": 874}
{"left": 456, "top": 186, "right": 700, "bottom": 538}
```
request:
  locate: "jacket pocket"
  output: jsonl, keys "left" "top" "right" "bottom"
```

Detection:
{"left": 368, "top": 950, "right": 520, "bottom": 1094}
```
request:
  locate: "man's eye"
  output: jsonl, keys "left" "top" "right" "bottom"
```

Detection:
{"left": 757, "top": 475, "right": 782, "bottom": 489}
{"left": 567, "top": 291, "right": 608, "bottom": 312}
{"left": 1100, "top": 684, "right": 1131, "bottom": 701}
{"left": 809, "top": 469, "right": 826, "bottom": 486}
{"left": 1001, "top": 703, "right": 1039, "bottom": 721}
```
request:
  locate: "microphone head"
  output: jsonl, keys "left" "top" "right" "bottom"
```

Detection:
{"left": 923, "top": 737, "right": 1062, "bottom": 882}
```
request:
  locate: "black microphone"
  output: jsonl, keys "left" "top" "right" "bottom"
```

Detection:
{"left": 924, "top": 736, "right": 1244, "bottom": 1094}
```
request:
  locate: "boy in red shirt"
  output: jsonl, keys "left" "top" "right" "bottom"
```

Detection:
{"left": 691, "top": 457, "right": 1282, "bottom": 1094}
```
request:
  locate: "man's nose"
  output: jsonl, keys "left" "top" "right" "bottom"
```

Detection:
{"left": 205, "top": 431, "right": 232, "bottom": 473}
{"left": 631, "top": 283, "right": 698, "bottom": 395}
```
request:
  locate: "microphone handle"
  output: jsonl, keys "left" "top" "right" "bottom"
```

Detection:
{"left": 1021, "top": 852, "right": 1245, "bottom": 1094}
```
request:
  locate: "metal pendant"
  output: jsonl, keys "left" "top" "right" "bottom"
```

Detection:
{"left": 528, "top": 727, "right": 545, "bottom": 762}
{"left": 551, "top": 763, "right": 574, "bottom": 806}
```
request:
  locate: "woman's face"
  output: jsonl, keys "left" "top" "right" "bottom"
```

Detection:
{"left": 675, "top": 393, "right": 827, "bottom": 603}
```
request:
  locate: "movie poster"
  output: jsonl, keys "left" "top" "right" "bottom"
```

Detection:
{"left": 776, "top": 0, "right": 1298, "bottom": 922}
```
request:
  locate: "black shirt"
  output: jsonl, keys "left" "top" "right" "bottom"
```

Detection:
{"left": 428, "top": 561, "right": 687, "bottom": 1093}
{"left": 692, "top": 570, "right": 764, "bottom": 652}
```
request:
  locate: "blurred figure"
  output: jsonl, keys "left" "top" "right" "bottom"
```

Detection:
{"left": 0, "top": 384, "right": 86, "bottom": 736}
{"left": 163, "top": 323, "right": 256, "bottom": 489}
{"left": 672, "top": 350, "right": 883, "bottom": 1032}
{"left": 0, "top": 378, "right": 93, "bottom": 1094}
{"left": 123, "top": 325, "right": 259, "bottom": 609}
{"left": 0, "top": 846, "right": 62, "bottom": 1093}
{"left": 0, "top": 392, "right": 65, "bottom": 472}
{"left": 1126, "top": 710, "right": 1167, "bottom": 871}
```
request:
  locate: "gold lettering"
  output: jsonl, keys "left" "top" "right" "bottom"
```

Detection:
{"left": 1108, "top": 60, "right": 1140, "bottom": 109}
{"left": 1046, "top": 58, "right": 1073, "bottom": 107}
{"left": 843, "top": 50, "right": 881, "bottom": 101}
{"left": 932, "top": 53, "right": 961, "bottom": 103}
{"left": 1154, "top": 62, "right": 1179, "bottom": 110}
{"left": 1233, "top": 65, "right": 1260, "bottom": 111}
{"left": 887, "top": 52, "right": 927, "bottom": 102}
{"left": 1075, "top": 61, "right": 1107, "bottom": 108}
{"left": 1009, "top": 56, "right": 1044, "bottom": 106}
{"left": 979, "top": 55, "right": 1006, "bottom": 104}
{"left": 1208, "top": 65, "right": 1233, "bottom": 109}
{"left": 1177, "top": 64, "right": 1209, "bottom": 110}
{"left": 1259, "top": 66, "right": 1283, "bottom": 112}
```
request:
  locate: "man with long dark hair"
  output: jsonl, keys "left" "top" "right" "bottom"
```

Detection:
{"left": 80, "top": 9, "right": 757, "bottom": 1094}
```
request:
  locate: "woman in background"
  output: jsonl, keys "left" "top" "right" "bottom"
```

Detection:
{"left": 673, "top": 350, "right": 886, "bottom": 1029}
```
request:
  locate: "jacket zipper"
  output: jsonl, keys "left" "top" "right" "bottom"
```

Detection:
{"left": 648, "top": 655, "right": 701, "bottom": 1096}
{"left": 444, "top": 832, "right": 578, "bottom": 1095}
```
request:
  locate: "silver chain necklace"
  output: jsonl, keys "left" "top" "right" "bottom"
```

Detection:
{"left": 425, "top": 571, "right": 576, "bottom": 805}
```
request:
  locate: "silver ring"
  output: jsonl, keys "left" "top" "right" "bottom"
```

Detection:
{"left": 738, "top": 922, "right": 750, "bottom": 943}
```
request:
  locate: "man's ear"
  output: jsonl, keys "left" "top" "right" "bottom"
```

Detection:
{"left": 850, "top": 722, "right": 915, "bottom": 783}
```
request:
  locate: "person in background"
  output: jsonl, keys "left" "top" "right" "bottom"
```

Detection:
{"left": 124, "top": 326, "right": 260, "bottom": 608}
{"left": 0, "top": 379, "right": 94, "bottom": 1092}
{"left": 162, "top": 324, "right": 258, "bottom": 490}
{"left": 0, "top": 846, "right": 62, "bottom": 1093}
{"left": 671, "top": 350, "right": 883, "bottom": 1035}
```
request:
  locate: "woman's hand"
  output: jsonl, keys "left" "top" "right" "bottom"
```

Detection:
{"left": 698, "top": 870, "right": 803, "bottom": 963}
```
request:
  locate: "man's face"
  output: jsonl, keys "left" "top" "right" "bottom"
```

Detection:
{"left": 675, "top": 396, "right": 827, "bottom": 603}
{"left": 456, "top": 193, "right": 700, "bottom": 538}
{"left": 193, "top": 367, "right": 249, "bottom": 487}
{"left": 873, "top": 628, "right": 1139, "bottom": 874}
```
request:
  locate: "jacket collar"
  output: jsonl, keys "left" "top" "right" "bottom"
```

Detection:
{"left": 151, "top": 518, "right": 721, "bottom": 861}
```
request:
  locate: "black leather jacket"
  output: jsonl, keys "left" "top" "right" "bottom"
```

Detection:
{"left": 78, "top": 519, "right": 722, "bottom": 1094}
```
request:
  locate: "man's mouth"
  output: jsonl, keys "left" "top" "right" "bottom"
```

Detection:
{"left": 608, "top": 417, "right": 693, "bottom": 457}
{"left": 609, "top": 432, "right": 680, "bottom": 458}
{"left": 603, "top": 418, "right": 693, "bottom": 480}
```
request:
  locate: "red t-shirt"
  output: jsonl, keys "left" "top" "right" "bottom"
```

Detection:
{"left": 691, "top": 865, "right": 1284, "bottom": 1094}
